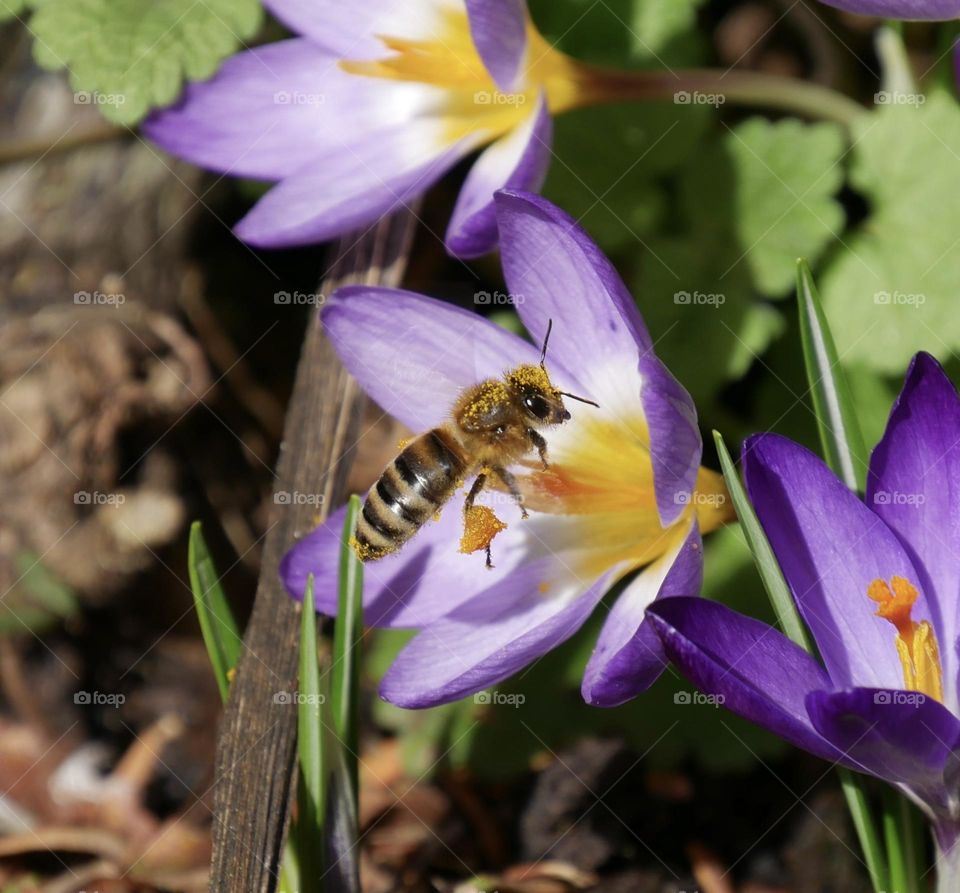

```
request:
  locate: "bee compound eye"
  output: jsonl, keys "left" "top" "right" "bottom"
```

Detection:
{"left": 523, "top": 393, "right": 551, "bottom": 420}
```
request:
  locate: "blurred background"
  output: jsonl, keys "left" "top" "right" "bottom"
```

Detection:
{"left": 1, "top": 0, "right": 955, "bottom": 890}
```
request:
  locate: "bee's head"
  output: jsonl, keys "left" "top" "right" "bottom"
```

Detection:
{"left": 505, "top": 320, "right": 599, "bottom": 427}
{"left": 506, "top": 364, "right": 570, "bottom": 426}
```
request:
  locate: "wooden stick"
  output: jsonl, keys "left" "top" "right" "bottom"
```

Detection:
{"left": 207, "top": 210, "right": 420, "bottom": 892}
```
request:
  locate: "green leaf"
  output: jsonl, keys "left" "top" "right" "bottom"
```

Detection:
{"left": 841, "top": 770, "right": 889, "bottom": 893}
{"left": 529, "top": 0, "right": 705, "bottom": 68}
{"left": 28, "top": 0, "right": 263, "bottom": 124}
{"left": 634, "top": 117, "right": 844, "bottom": 403}
{"left": 821, "top": 91, "right": 960, "bottom": 373}
{"left": 796, "top": 260, "right": 868, "bottom": 492}
{"left": 682, "top": 118, "right": 846, "bottom": 297}
{"left": 297, "top": 574, "right": 325, "bottom": 890}
{"left": 629, "top": 0, "right": 705, "bottom": 65}
{"left": 712, "top": 431, "right": 814, "bottom": 652}
{"left": 187, "top": 521, "right": 242, "bottom": 703}
{"left": 543, "top": 102, "right": 711, "bottom": 255}
{"left": 331, "top": 495, "right": 363, "bottom": 798}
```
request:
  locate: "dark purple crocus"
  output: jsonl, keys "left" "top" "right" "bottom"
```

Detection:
{"left": 142, "top": 0, "right": 597, "bottom": 258}
{"left": 648, "top": 352, "right": 960, "bottom": 890}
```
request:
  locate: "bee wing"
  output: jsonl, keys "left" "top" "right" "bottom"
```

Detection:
{"left": 459, "top": 393, "right": 514, "bottom": 432}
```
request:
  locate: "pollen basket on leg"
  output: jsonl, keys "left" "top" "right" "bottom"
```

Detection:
{"left": 867, "top": 576, "right": 944, "bottom": 702}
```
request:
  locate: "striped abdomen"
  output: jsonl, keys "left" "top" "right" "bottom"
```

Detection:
{"left": 354, "top": 428, "right": 466, "bottom": 561}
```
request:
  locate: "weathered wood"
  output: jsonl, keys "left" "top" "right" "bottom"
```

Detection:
{"left": 208, "top": 211, "right": 419, "bottom": 893}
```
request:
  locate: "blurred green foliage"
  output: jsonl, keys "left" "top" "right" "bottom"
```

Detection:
{"left": 821, "top": 92, "right": 960, "bottom": 373}
{"left": 0, "top": 553, "right": 77, "bottom": 635}
{"left": 27, "top": 0, "right": 263, "bottom": 123}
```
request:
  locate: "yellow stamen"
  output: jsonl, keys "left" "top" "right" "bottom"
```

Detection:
{"left": 867, "top": 576, "right": 944, "bottom": 702}
{"left": 460, "top": 505, "right": 507, "bottom": 556}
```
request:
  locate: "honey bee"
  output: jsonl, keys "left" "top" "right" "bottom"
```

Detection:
{"left": 352, "top": 321, "right": 598, "bottom": 568}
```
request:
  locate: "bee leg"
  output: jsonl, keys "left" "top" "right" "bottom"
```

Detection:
{"left": 485, "top": 543, "right": 494, "bottom": 570}
{"left": 464, "top": 472, "right": 488, "bottom": 512}
{"left": 528, "top": 428, "right": 549, "bottom": 470}
{"left": 492, "top": 465, "right": 528, "bottom": 519}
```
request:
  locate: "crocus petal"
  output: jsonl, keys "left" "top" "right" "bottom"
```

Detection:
{"left": 868, "top": 352, "right": 960, "bottom": 708}
{"left": 639, "top": 352, "right": 702, "bottom": 527}
{"left": 144, "top": 40, "right": 433, "bottom": 180}
{"left": 263, "top": 0, "right": 456, "bottom": 59}
{"left": 380, "top": 561, "right": 615, "bottom": 707}
{"left": 817, "top": 0, "right": 960, "bottom": 20}
{"left": 280, "top": 500, "right": 535, "bottom": 628}
{"left": 465, "top": 0, "right": 528, "bottom": 91}
{"left": 233, "top": 120, "right": 477, "bottom": 247}
{"left": 495, "top": 190, "right": 654, "bottom": 389}
{"left": 807, "top": 688, "right": 960, "bottom": 819}
{"left": 743, "top": 433, "right": 933, "bottom": 691}
{"left": 322, "top": 286, "right": 575, "bottom": 433}
{"left": 445, "top": 95, "right": 552, "bottom": 259}
{"left": 494, "top": 191, "right": 699, "bottom": 526}
{"left": 648, "top": 598, "right": 842, "bottom": 761}
{"left": 582, "top": 519, "right": 702, "bottom": 707}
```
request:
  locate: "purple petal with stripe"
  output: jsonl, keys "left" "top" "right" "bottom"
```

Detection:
{"left": 445, "top": 95, "right": 552, "bottom": 258}
{"left": 233, "top": 122, "right": 475, "bottom": 247}
{"left": 143, "top": 39, "right": 421, "bottom": 181}
{"left": 648, "top": 597, "right": 843, "bottom": 761}
{"left": 263, "top": 0, "right": 454, "bottom": 58}
{"left": 465, "top": 0, "right": 528, "bottom": 91}
{"left": 582, "top": 518, "right": 703, "bottom": 706}
{"left": 742, "top": 433, "right": 932, "bottom": 691}
{"left": 280, "top": 497, "right": 536, "bottom": 628}
{"left": 321, "top": 286, "right": 580, "bottom": 434}
{"left": 380, "top": 564, "right": 615, "bottom": 707}
{"left": 808, "top": 687, "right": 960, "bottom": 819}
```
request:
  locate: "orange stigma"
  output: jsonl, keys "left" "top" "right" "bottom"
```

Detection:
{"left": 867, "top": 576, "right": 943, "bottom": 702}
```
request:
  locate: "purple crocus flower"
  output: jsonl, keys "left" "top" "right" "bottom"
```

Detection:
{"left": 142, "top": 0, "right": 596, "bottom": 258}
{"left": 648, "top": 352, "right": 960, "bottom": 889}
{"left": 280, "top": 190, "right": 732, "bottom": 709}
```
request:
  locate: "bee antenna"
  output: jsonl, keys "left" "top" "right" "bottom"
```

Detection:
{"left": 539, "top": 319, "right": 553, "bottom": 367}
{"left": 558, "top": 390, "right": 600, "bottom": 408}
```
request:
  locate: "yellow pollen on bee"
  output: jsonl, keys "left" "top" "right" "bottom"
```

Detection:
{"left": 350, "top": 534, "right": 379, "bottom": 562}
{"left": 506, "top": 364, "right": 557, "bottom": 397}
{"left": 867, "top": 576, "right": 944, "bottom": 702}
{"left": 459, "top": 505, "right": 507, "bottom": 555}
{"left": 461, "top": 381, "right": 512, "bottom": 427}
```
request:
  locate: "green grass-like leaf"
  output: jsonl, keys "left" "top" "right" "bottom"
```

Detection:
{"left": 796, "top": 260, "right": 868, "bottom": 492}
{"left": 187, "top": 521, "right": 242, "bottom": 703}
{"left": 28, "top": 0, "right": 263, "bottom": 124}
{"left": 323, "top": 496, "right": 363, "bottom": 893}
{"left": 331, "top": 495, "right": 364, "bottom": 791}
{"left": 297, "top": 574, "right": 325, "bottom": 891}
{"left": 712, "top": 431, "right": 813, "bottom": 652}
